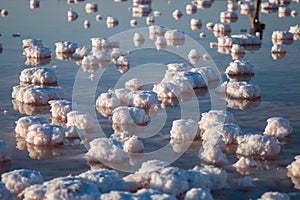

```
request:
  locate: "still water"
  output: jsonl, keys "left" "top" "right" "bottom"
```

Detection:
{"left": 0, "top": 0, "right": 300, "bottom": 199}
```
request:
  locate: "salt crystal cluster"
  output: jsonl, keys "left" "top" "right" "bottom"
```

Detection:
{"left": 112, "top": 106, "right": 150, "bottom": 125}
{"left": 184, "top": 188, "right": 213, "bottom": 200}
{"left": 55, "top": 41, "right": 78, "bottom": 54}
{"left": 72, "top": 46, "right": 90, "bottom": 59}
{"left": 66, "top": 111, "right": 94, "bottom": 130}
{"left": 170, "top": 119, "right": 199, "bottom": 140}
{"left": 233, "top": 156, "right": 257, "bottom": 169}
{"left": 199, "top": 110, "right": 234, "bottom": 131}
{"left": 271, "top": 44, "right": 286, "bottom": 54}
{"left": 172, "top": 9, "right": 183, "bottom": 19}
{"left": 19, "top": 67, "right": 57, "bottom": 85}
{"left": 213, "top": 23, "right": 232, "bottom": 36}
{"left": 22, "top": 39, "right": 42, "bottom": 49}
{"left": 225, "top": 59, "right": 254, "bottom": 76}
{"left": 289, "top": 25, "right": 300, "bottom": 40}
{"left": 217, "top": 34, "right": 262, "bottom": 47}
{"left": 0, "top": 140, "right": 11, "bottom": 162}
{"left": 23, "top": 45, "right": 51, "bottom": 59}
{"left": 263, "top": 117, "right": 292, "bottom": 138}
{"left": 164, "top": 29, "right": 185, "bottom": 41}
{"left": 287, "top": 155, "right": 300, "bottom": 178}
{"left": 133, "top": 33, "right": 145, "bottom": 47}
{"left": 272, "top": 31, "right": 294, "bottom": 43}
{"left": 220, "top": 11, "right": 238, "bottom": 23}
{"left": 90, "top": 38, "right": 119, "bottom": 49}
{"left": 218, "top": 81, "right": 261, "bottom": 99}
{"left": 258, "top": 192, "right": 291, "bottom": 200}
{"left": 96, "top": 92, "right": 120, "bottom": 109}
{"left": 15, "top": 116, "right": 48, "bottom": 138}
{"left": 123, "top": 135, "right": 144, "bottom": 153}
{"left": 49, "top": 100, "right": 72, "bottom": 121}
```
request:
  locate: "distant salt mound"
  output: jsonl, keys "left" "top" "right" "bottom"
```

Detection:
{"left": 263, "top": 117, "right": 292, "bottom": 138}
{"left": 12, "top": 85, "right": 62, "bottom": 105}
{"left": 15, "top": 116, "right": 48, "bottom": 138}
{"left": 23, "top": 45, "right": 51, "bottom": 59}
{"left": 170, "top": 119, "right": 199, "bottom": 140}
{"left": 272, "top": 31, "right": 294, "bottom": 44}
{"left": 22, "top": 39, "right": 42, "bottom": 49}
{"left": 289, "top": 25, "right": 300, "bottom": 40}
{"left": 55, "top": 41, "right": 78, "bottom": 54}
{"left": 25, "top": 124, "right": 65, "bottom": 146}
{"left": 96, "top": 92, "right": 120, "bottom": 109}
{"left": 184, "top": 188, "right": 213, "bottom": 200}
{"left": 125, "top": 78, "right": 144, "bottom": 90}
{"left": 81, "top": 55, "right": 100, "bottom": 66}
{"left": 217, "top": 34, "right": 261, "bottom": 47}
{"left": 91, "top": 38, "right": 119, "bottom": 49}
{"left": 217, "top": 81, "right": 261, "bottom": 99}
{"left": 220, "top": 11, "right": 238, "bottom": 23}
{"left": 199, "top": 110, "right": 234, "bottom": 131}
{"left": 0, "top": 140, "right": 11, "bottom": 162}
{"left": 233, "top": 156, "right": 257, "bottom": 170}
{"left": 0, "top": 182, "right": 17, "bottom": 200}
{"left": 112, "top": 106, "right": 150, "bottom": 125}
{"left": 258, "top": 192, "right": 291, "bottom": 200}
{"left": 1, "top": 169, "right": 44, "bottom": 197}
{"left": 19, "top": 67, "right": 57, "bottom": 85}
{"left": 66, "top": 111, "right": 94, "bottom": 130}
{"left": 213, "top": 23, "right": 231, "bottom": 36}
{"left": 225, "top": 59, "right": 254, "bottom": 76}
{"left": 49, "top": 100, "right": 72, "bottom": 122}
{"left": 165, "top": 29, "right": 185, "bottom": 41}
{"left": 236, "top": 134, "right": 281, "bottom": 159}
{"left": 287, "top": 155, "right": 300, "bottom": 178}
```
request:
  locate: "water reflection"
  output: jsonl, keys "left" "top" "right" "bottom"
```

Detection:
{"left": 225, "top": 97, "right": 261, "bottom": 110}
{"left": 12, "top": 100, "right": 50, "bottom": 115}
{"left": 25, "top": 57, "right": 51, "bottom": 66}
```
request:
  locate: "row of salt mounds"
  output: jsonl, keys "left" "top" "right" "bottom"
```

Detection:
{"left": 272, "top": 31, "right": 294, "bottom": 44}
{"left": 289, "top": 25, "right": 300, "bottom": 40}
{"left": 0, "top": 140, "right": 11, "bottom": 162}
{"left": 55, "top": 41, "right": 78, "bottom": 54}
{"left": 236, "top": 134, "right": 281, "bottom": 159}
{"left": 111, "top": 131, "right": 144, "bottom": 153}
{"left": 170, "top": 119, "right": 200, "bottom": 140}
{"left": 216, "top": 81, "right": 261, "bottom": 99}
{"left": 263, "top": 117, "right": 292, "bottom": 139}
{"left": 49, "top": 99, "right": 72, "bottom": 122}
{"left": 112, "top": 106, "right": 150, "bottom": 125}
{"left": 12, "top": 85, "right": 62, "bottom": 105}
{"left": 225, "top": 59, "right": 254, "bottom": 76}
{"left": 19, "top": 67, "right": 57, "bottom": 86}
{"left": 217, "top": 34, "right": 262, "bottom": 47}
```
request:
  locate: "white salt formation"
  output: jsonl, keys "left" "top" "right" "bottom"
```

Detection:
{"left": 22, "top": 39, "right": 42, "bottom": 49}
{"left": 81, "top": 55, "right": 100, "bottom": 66}
{"left": 289, "top": 25, "right": 300, "bottom": 40}
{"left": 194, "top": 0, "right": 213, "bottom": 9}
{"left": 184, "top": 188, "right": 213, "bottom": 200}
{"left": 15, "top": 116, "right": 48, "bottom": 138}
{"left": 85, "top": 2, "right": 98, "bottom": 13}
{"left": 190, "top": 67, "right": 220, "bottom": 83}
{"left": 170, "top": 119, "right": 199, "bottom": 140}
{"left": 72, "top": 46, "right": 90, "bottom": 59}
{"left": 165, "top": 29, "right": 185, "bottom": 41}
{"left": 287, "top": 156, "right": 300, "bottom": 185}
{"left": 272, "top": 31, "right": 294, "bottom": 43}
{"left": 199, "top": 110, "right": 234, "bottom": 131}
{"left": 269, "top": 0, "right": 291, "bottom": 5}
{"left": 231, "top": 44, "right": 245, "bottom": 56}
{"left": 67, "top": 10, "right": 78, "bottom": 21}
{"left": 206, "top": 22, "right": 214, "bottom": 30}
{"left": 172, "top": 9, "right": 183, "bottom": 19}
{"left": 227, "top": 2, "right": 238, "bottom": 11}
{"left": 236, "top": 134, "right": 281, "bottom": 159}
{"left": 188, "top": 49, "right": 201, "bottom": 63}
{"left": 125, "top": 78, "right": 144, "bottom": 90}
{"left": 217, "top": 81, "right": 261, "bottom": 99}
{"left": 130, "top": 19, "right": 137, "bottom": 27}
{"left": 106, "top": 16, "right": 119, "bottom": 24}
{"left": 49, "top": 100, "right": 72, "bottom": 121}
{"left": 114, "top": 55, "right": 129, "bottom": 67}
{"left": 153, "top": 82, "right": 181, "bottom": 98}
{"left": 96, "top": 92, "right": 120, "bottom": 109}
{"left": 123, "top": 135, "right": 144, "bottom": 153}
{"left": 133, "top": 33, "right": 145, "bottom": 47}
{"left": 66, "top": 111, "right": 94, "bottom": 130}
{"left": 263, "top": 117, "right": 292, "bottom": 138}
{"left": 114, "top": 88, "right": 132, "bottom": 105}
{"left": 278, "top": 6, "right": 291, "bottom": 17}
{"left": 233, "top": 156, "right": 257, "bottom": 169}
{"left": 23, "top": 45, "right": 51, "bottom": 58}
{"left": 19, "top": 67, "right": 57, "bottom": 85}
{"left": 128, "top": 91, "right": 158, "bottom": 109}
{"left": 271, "top": 44, "right": 286, "bottom": 54}
{"left": 258, "top": 192, "right": 291, "bottom": 200}
{"left": 190, "top": 18, "right": 202, "bottom": 29}
{"left": 112, "top": 106, "right": 150, "bottom": 125}
{"left": 186, "top": 4, "right": 197, "bottom": 14}
{"left": 217, "top": 34, "right": 262, "bottom": 47}
{"left": 225, "top": 59, "right": 254, "bottom": 76}
{"left": 55, "top": 41, "right": 78, "bottom": 54}
{"left": 1, "top": 169, "right": 44, "bottom": 197}
{"left": 0, "top": 140, "right": 11, "bottom": 162}
{"left": 220, "top": 11, "right": 238, "bottom": 23}
{"left": 0, "top": 182, "right": 17, "bottom": 200}
{"left": 85, "top": 138, "right": 128, "bottom": 163}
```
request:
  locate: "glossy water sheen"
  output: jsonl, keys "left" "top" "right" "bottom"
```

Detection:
{"left": 0, "top": 0, "right": 300, "bottom": 199}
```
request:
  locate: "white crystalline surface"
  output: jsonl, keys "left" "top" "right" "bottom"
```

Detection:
{"left": 112, "top": 106, "right": 150, "bottom": 125}
{"left": 170, "top": 119, "right": 199, "bottom": 140}
{"left": 220, "top": 81, "right": 261, "bottom": 99}
{"left": 233, "top": 156, "right": 257, "bottom": 169}
{"left": 128, "top": 91, "right": 158, "bottom": 109}
{"left": 0, "top": 140, "right": 11, "bottom": 162}
{"left": 263, "top": 117, "right": 292, "bottom": 138}
{"left": 67, "top": 111, "right": 94, "bottom": 130}
{"left": 184, "top": 188, "right": 213, "bottom": 200}
{"left": 225, "top": 59, "right": 254, "bottom": 76}
{"left": 153, "top": 82, "right": 182, "bottom": 98}
{"left": 96, "top": 92, "right": 120, "bottom": 108}
{"left": 55, "top": 41, "right": 78, "bottom": 53}
{"left": 199, "top": 110, "right": 234, "bottom": 131}
{"left": 49, "top": 99, "right": 72, "bottom": 121}
{"left": 22, "top": 39, "right": 42, "bottom": 48}
{"left": 23, "top": 45, "right": 51, "bottom": 58}
{"left": 287, "top": 155, "right": 300, "bottom": 178}
{"left": 123, "top": 135, "right": 144, "bottom": 153}
{"left": 15, "top": 116, "right": 48, "bottom": 138}
{"left": 19, "top": 67, "right": 57, "bottom": 85}
{"left": 258, "top": 192, "right": 291, "bottom": 200}
{"left": 72, "top": 46, "right": 90, "bottom": 58}
{"left": 125, "top": 78, "right": 144, "bottom": 90}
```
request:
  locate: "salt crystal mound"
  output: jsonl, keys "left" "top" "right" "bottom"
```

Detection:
{"left": 220, "top": 11, "right": 238, "bottom": 23}
{"left": 114, "top": 55, "right": 129, "bottom": 67}
{"left": 49, "top": 99, "right": 72, "bottom": 122}
{"left": 269, "top": 0, "right": 291, "bottom": 5}
{"left": 12, "top": 85, "right": 62, "bottom": 105}
{"left": 96, "top": 92, "right": 120, "bottom": 109}
{"left": 227, "top": 2, "right": 238, "bottom": 12}
{"left": 186, "top": 4, "right": 197, "bottom": 14}
{"left": 231, "top": 44, "right": 245, "bottom": 55}
{"left": 236, "top": 134, "right": 281, "bottom": 159}
{"left": 238, "top": 176, "right": 253, "bottom": 188}
{"left": 114, "top": 88, "right": 132, "bottom": 105}
{"left": 123, "top": 135, "right": 144, "bottom": 153}
{"left": 67, "top": 10, "right": 78, "bottom": 21}
{"left": 193, "top": 0, "right": 213, "bottom": 9}
{"left": 132, "top": 4, "right": 151, "bottom": 14}
{"left": 15, "top": 116, "right": 48, "bottom": 138}
{"left": 81, "top": 55, "right": 100, "bottom": 66}
{"left": 153, "top": 82, "right": 181, "bottom": 98}
{"left": 112, "top": 106, "right": 150, "bottom": 125}
{"left": 287, "top": 155, "right": 300, "bottom": 178}
{"left": 263, "top": 117, "right": 292, "bottom": 138}
{"left": 190, "top": 18, "right": 202, "bottom": 29}
{"left": 72, "top": 46, "right": 90, "bottom": 59}
{"left": 164, "top": 29, "right": 185, "bottom": 41}
{"left": 128, "top": 90, "right": 158, "bottom": 109}
{"left": 101, "top": 189, "right": 176, "bottom": 200}
{"left": 225, "top": 59, "right": 254, "bottom": 76}
{"left": 85, "top": 2, "right": 98, "bottom": 13}
{"left": 90, "top": 38, "right": 119, "bottom": 50}
{"left": 213, "top": 23, "right": 232, "bottom": 36}
{"left": 278, "top": 6, "right": 292, "bottom": 18}
{"left": 66, "top": 111, "right": 94, "bottom": 130}
{"left": 202, "top": 123, "right": 242, "bottom": 145}
{"left": 289, "top": 25, "right": 300, "bottom": 40}
{"left": 170, "top": 119, "right": 199, "bottom": 141}
{"left": 85, "top": 138, "right": 128, "bottom": 163}
{"left": 172, "top": 9, "right": 183, "bottom": 19}
{"left": 77, "top": 169, "right": 125, "bottom": 193}
{"left": 258, "top": 192, "right": 291, "bottom": 200}
{"left": 155, "top": 36, "right": 167, "bottom": 50}
{"left": 55, "top": 41, "right": 78, "bottom": 54}
{"left": 0, "top": 182, "right": 17, "bottom": 200}
{"left": 0, "top": 140, "right": 11, "bottom": 162}
{"left": 19, "top": 67, "right": 57, "bottom": 86}
{"left": 1, "top": 169, "right": 44, "bottom": 197}
{"left": 199, "top": 110, "right": 234, "bottom": 131}
{"left": 22, "top": 39, "right": 42, "bottom": 49}
{"left": 272, "top": 31, "right": 294, "bottom": 44}
{"left": 164, "top": 70, "right": 207, "bottom": 89}
{"left": 184, "top": 188, "right": 213, "bottom": 200}
{"left": 190, "top": 67, "right": 220, "bottom": 83}
{"left": 125, "top": 78, "right": 144, "bottom": 90}
{"left": 188, "top": 49, "right": 200, "bottom": 60}
{"left": 148, "top": 25, "right": 168, "bottom": 38}
{"left": 193, "top": 165, "right": 229, "bottom": 190}
{"left": 217, "top": 34, "right": 262, "bottom": 47}
{"left": 133, "top": 33, "right": 145, "bottom": 47}
{"left": 23, "top": 45, "right": 51, "bottom": 59}
{"left": 233, "top": 156, "right": 257, "bottom": 169}
{"left": 106, "top": 16, "right": 119, "bottom": 24}
{"left": 22, "top": 176, "right": 101, "bottom": 200}
{"left": 271, "top": 44, "right": 286, "bottom": 54}
{"left": 186, "top": 170, "right": 212, "bottom": 190}
{"left": 218, "top": 81, "right": 261, "bottom": 99}
{"left": 25, "top": 124, "right": 65, "bottom": 146}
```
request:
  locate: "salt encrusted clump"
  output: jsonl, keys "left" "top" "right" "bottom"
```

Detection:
{"left": 125, "top": 78, "right": 144, "bottom": 90}
{"left": 114, "top": 55, "right": 129, "bottom": 67}
{"left": 289, "top": 25, "right": 300, "bottom": 40}
{"left": 278, "top": 6, "right": 291, "bottom": 17}
{"left": 225, "top": 59, "right": 254, "bottom": 76}
{"left": 190, "top": 18, "right": 202, "bottom": 28}
{"left": 81, "top": 55, "right": 100, "bottom": 66}
{"left": 132, "top": 4, "right": 151, "bottom": 14}
{"left": 106, "top": 16, "right": 119, "bottom": 24}
{"left": 287, "top": 155, "right": 300, "bottom": 178}
{"left": 23, "top": 45, "right": 51, "bottom": 59}
{"left": 217, "top": 34, "right": 262, "bottom": 47}
{"left": 188, "top": 49, "right": 200, "bottom": 62}
{"left": 113, "top": 88, "right": 132, "bottom": 105}
{"left": 133, "top": 33, "right": 145, "bottom": 47}
{"left": 199, "top": 110, "right": 234, "bottom": 131}
{"left": 206, "top": 22, "right": 214, "bottom": 30}
{"left": 236, "top": 134, "right": 281, "bottom": 159}
{"left": 164, "top": 29, "right": 185, "bottom": 41}
{"left": 128, "top": 91, "right": 158, "bottom": 109}
{"left": 112, "top": 106, "right": 150, "bottom": 125}
{"left": 25, "top": 124, "right": 65, "bottom": 145}
{"left": 258, "top": 192, "right": 291, "bottom": 200}
{"left": 233, "top": 156, "right": 257, "bottom": 169}
{"left": 66, "top": 111, "right": 94, "bottom": 130}
{"left": 67, "top": 10, "right": 78, "bottom": 21}
{"left": 170, "top": 119, "right": 199, "bottom": 140}
{"left": 213, "top": 23, "right": 231, "bottom": 36}
{"left": 172, "top": 9, "right": 183, "bottom": 19}
{"left": 220, "top": 11, "right": 238, "bottom": 22}
{"left": 272, "top": 31, "right": 294, "bottom": 43}
{"left": 218, "top": 81, "right": 261, "bottom": 99}
{"left": 22, "top": 39, "right": 42, "bottom": 49}
{"left": 184, "top": 188, "right": 213, "bottom": 200}
{"left": 72, "top": 46, "right": 90, "bottom": 59}
{"left": 0, "top": 140, "right": 11, "bottom": 162}
{"left": 85, "top": 2, "right": 98, "bottom": 12}
{"left": 55, "top": 41, "right": 78, "bottom": 54}
{"left": 231, "top": 44, "right": 245, "bottom": 55}
{"left": 64, "top": 126, "right": 85, "bottom": 139}
{"left": 271, "top": 44, "right": 286, "bottom": 54}
{"left": 96, "top": 92, "right": 120, "bottom": 109}
{"left": 155, "top": 36, "right": 167, "bottom": 50}
{"left": 123, "top": 135, "right": 144, "bottom": 153}
{"left": 190, "top": 67, "right": 220, "bottom": 83}
{"left": 12, "top": 85, "right": 63, "bottom": 105}
{"left": 19, "top": 67, "right": 57, "bottom": 85}
{"left": 153, "top": 82, "right": 181, "bottom": 98}
{"left": 149, "top": 25, "right": 167, "bottom": 37}
{"left": 227, "top": 2, "right": 238, "bottom": 11}
{"left": 193, "top": 0, "right": 213, "bottom": 9}
{"left": 49, "top": 100, "right": 72, "bottom": 121}
{"left": 90, "top": 38, "right": 119, "bottom": 49}
{"left": 85, "top": 138, "right": 128, "bottom": 163}
{"left": 263, "top": 117, "right": 292, "bottom": 138}
{"left": 23, "top": 177, "right": 101, "bottom": 200}
{"left": 0, "top": 182, "right": 17, "bottom": 200}
{"left": 1, "top": 169, "right": 44, "bottom": 197}
{"left": 15, "top": 116, "right": 48, "bottom": 138}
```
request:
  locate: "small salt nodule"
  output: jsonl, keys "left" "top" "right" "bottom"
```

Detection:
{"left": 84, "top": 20, "right": 90, "bottom": 29}
{"left": 1, "top": 9, "right": 8, "bottom": 17}
{"left": 133, "top": 32, "right": 145, "bottom": 47}
{"left": 188, "top": 49, "right": 201, "bottom": 64}
{"left": 55, "top": 41, "right": 78, "bottom": 54}
{"left": 96, "top": 14, "right": 102, "bottom": 21}
{"left": 67, "top": 9, "right": 78, "bottom": 21}
{"left": 263, "top": 117, "right": 292, "bottom": 139}
{"left": 66, "top": 111, "right": 94, "bottom": 130}
{"left": 225, "top": 59, "right": 254, "bottom": 76}
{"left": 190, "top": 18, "right": 202, "bottom": 30}
{"left": 130, "top": 19, "right": 137, "bottom": 27}
{"left": 184, "top": 188, "right": 213, "bottom": 200}
{"left": 185, "top": 4, "right": 197, "bottom": 15}
{"left": 172, "top": 9, "right": 182, "bottom": 20}
{"left": 85, "top": 2, "right": 98, "bottom": 13}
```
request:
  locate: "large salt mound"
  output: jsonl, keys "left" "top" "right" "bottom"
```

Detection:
{"left": 225, "top": 59, "right": 254, "bottom": 76}
{"left": 66, "top": 111, "right": 94, "bottom": 130}
{"left": 263, "top": 117, "right": 292, "bottom": 138}
{"left": 236, "top": 134, "right": 281, "bottom": 159}
{"left": 112, "top": 106, "right": 150, "bottom": 125}
{"left": 12, "top": 85, "right": 63, "bottom": 105}
{"left": 184, "top": 188, "right": 213, "bottom": 200}
{"left": 1, "top": 169, "right": 44, "bottom": 197}
{"left": 287, "top": 155, "right": 300, "bottom": 178}
{"left": 218, "top": 81, "right": 261, "bottom": 99}
{"left": 153, "top": 82, "right": 181, "bottom": 98}
{"left": 23, "top": 177, "right": 101, "bottom": 200}
{"left": 55, "top": 41, "right": 78, "bottom": 54}
{"left": 128, "top": 91, "right": 158, "bottom": 109}
{"left": 96, "top": 92, "right": 120, "bottom": 109}
{"left": 85, "top": 138, "right": 128, "bottom": 163}
{"left": 23, "top": 45, "right": 51, "bottom": 59}
{"left": 258, "top": 192, "right": 291, "bottom": 200}
{"left": 170, "top": 119, "right": 199, "bottom": 140}
{"left": 217, "top": 34, "right": 261, "bottom": 47}
{"left": 49, "top": 99, "right": 72, "bottom": 122}
{"left": 19, "top": 67, "right": 57, "bottom": 85}
{"left": 15, "top": 116, "right": 48, "bottom": 138}
{"left": 199, "top": 110, "right": 234, "bottom": 131}
{"left": 0, "top": 140, "right": 11, "bottom": 162}
{"left": 25, "top": 124, "right": 65, "bottom": 145}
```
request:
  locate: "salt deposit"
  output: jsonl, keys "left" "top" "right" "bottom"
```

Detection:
{"left": 190, "top": 18, "right": 202, "bottom": 29}
{"left": 153, "top": 82, "right": 181, "bottom": 98}
{"left": 287, "top": 155, "right": 300, "bottom": 178}
{"left": 0, "top": 140, "right": 11, "bottom": 162}
{"left": 23, "top": 45, "right": 51, "bottom": 58}
{"left": 272, "top": 31, "right": 294, "bottom": 44}
{"left": 220, "top": 11, "right": 238, "bottom": 23}
{"left": 258, "top": 192, "right": 291, "bottom": 200}
{"left": 96, "top": 14, "right": 102, "bottom": 21}
{"left": 101, "top": 189, "right": 176, "bottom": 200}
{"left": 193, "top": 0, "right": 213, "bottom": 9}
{"left": 125, "top": 78, "right": 144, "bottom": 90}
{"left": 113, "top": 88, "right": 132, "bottom": 105}
{"left": 271, "top": 44, "right": 286, "bottom": 54}
{"left": 114, "top": 55, "right": 129, "bottom": 67}
{"left": 289, "top": 25, "right": 300, "bottom": 40}
{"left": 130, "top": 19, "right": 137, "bottom": 27}
{"left": 188, "top": 49, "right": 201, "bottom": 63}
{"left": 263, "top": 117, "right": 292, "bottom": 138}
{"left": 213, "top": 23, "right": 232, "bottom": 36}
{"left": 15, "top": 116, "right": 48, "bottom": 138}
{"left": 55, "top": 41, "right": 78, "bottom": 54}
{"left": 1, "top": 9, "right": 8, "bottom": 17}
{"left": 236, "top": 134, "right": 281, "bottom": 159}
{"left": 231, "top": 44, "right": 245, "bottom": 56}
{"left": 233, "top": 156, "right": 257, "bottom": 169}
{"left": 19, "top": 67, "right": 57, "bottom": 85}
{"left": 184, "top": 188, "right": 213, "bottom": 200}
{"left": 112, "top": 106, "right": 150, "bottom": 125}
{"left": 155, "top": 36, "right": 167, "bottom": 50}
{"left": 217, "top": 81, "right": 261, "bottom": 99}
{"left": 85, "top": 2, "right": 98, "bottom": 13}
{"left": 278, "top": 6, "right": 291, "bottom": 17}
{"left": 217, "top": 34, "right": 262, "bottom": 47}
{"left": 66, "top": 111, "right": 94, "bottom": 130}
{"left": 67, "top": 10, "right": 78, "bottom": 21}
{"left": 225, "top": 59, "right": 254, "bottom": 76}
{"left": 172, "top": 9, "right": 182, "bottom": 19}
{"left": 186, "top": 4, "right": 197, "bottom": 14}
{"left": 106, "top": 16, "right": 119, "bottom": 25}
{"left": 22, "top": 39, "right": 42, "bottom": 49}
{"left": 227, "top": 2, "right": 238, "bottom": 11}
{"left": 72, "top": 46, "right": 90, "bottom": 59}
{"left": 123, "top": 135, "right": 144, "bottom": 153}
{"left": 165, "top": 29, "right": 185, "bottom": 41}
{"left": 170, "top": 119, "right": 199, "bottom": 140}
{"left": 12, "top": 85, "right": 63, "bottom": 105}
{"left": 81, "top": 55, "right": 100, "bottom": 66}
{"left": 133, "top": 33, "right": 145, "bottom": 47}
{"left": 96, "top": 92, "right": 120, "bottom": 109}
{"left": 206, "top": 22, "right": 214, "bottom": 30}
{"left": 199, "top": 110, "right": 234, "bottom": 131}
{"left": 91, "top": 38, "right": 119, "bottom": 49}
